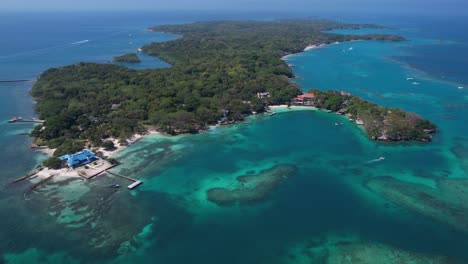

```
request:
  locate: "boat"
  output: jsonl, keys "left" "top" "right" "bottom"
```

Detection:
{"left": 412, "top": 82, "right": 420, "bottom": 85}
{"left": 406, "top": 77, "right": 414, "bottom": 80}
{"left": 335, "top": 122, "right": 343, "bottom": 126}
{"left": 8, "top": 116, "right": 22, "bottom": 123}
{"left": 269, "top": 112, "right": 276, "bottom": 116}
{"left": 458, "top": 86, "right": 464, "bottom": 89}
{"left": 108, "top": 184, "right": 121, "bottom": 188}
{"left": 378, "top": 157, "right": 385, "bottom": 161}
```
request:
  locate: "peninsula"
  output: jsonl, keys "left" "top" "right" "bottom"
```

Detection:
{"left": 30, "top": 20, "right": 433, "bottom": 160}
{"left": 303, "top": 90, "right": 436, "bottom": 141}
{"left": 113, "top": 53, "right": 141, "bottom": 63}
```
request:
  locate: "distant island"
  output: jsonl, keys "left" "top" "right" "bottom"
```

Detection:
{"left": 30, "top": 20, "right": 433, "bottom": 161}
{"left": 113, "top": 53, "right": 141, "bottom": 63}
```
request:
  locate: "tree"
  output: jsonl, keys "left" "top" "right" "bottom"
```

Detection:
{"left": 101, "top": 140, "right": 115, "bottom": 150}
{"left": 43, "top": 157, "right": 63, "bottom": 170}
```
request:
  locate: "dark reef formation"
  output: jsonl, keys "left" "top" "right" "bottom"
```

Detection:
{"left": 366, "top": 176, "right": 468, "bottom": 233}
{"left": 206, "top": 164, "right": 297, "bottom": 206}
{"left": 276, "top": 234, "right": 463, "bottom": 264}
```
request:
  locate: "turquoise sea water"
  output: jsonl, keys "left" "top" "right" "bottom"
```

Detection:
{"left": 1, "top": 11, "right": 468, "bottom": 263}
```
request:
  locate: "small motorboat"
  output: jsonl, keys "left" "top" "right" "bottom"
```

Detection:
{"left": 335, "top": 122, "right": 343, "bottom": 126}
{"left": 269, "top": 112, "right": 276, "bottom": 116}
{"left": 108, "top": 184, "right": 121, "bottom": 188}
{"left": 378, "top": 157, "right": 385, "bottom": 161}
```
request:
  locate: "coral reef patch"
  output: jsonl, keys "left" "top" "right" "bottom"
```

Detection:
{"left": 366, "top": 176, "right": 468, "bottom": 233}
{"left": 206, "top": 164, "right": 298, "bottom": 206}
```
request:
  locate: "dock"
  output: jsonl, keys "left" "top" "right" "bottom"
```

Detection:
{"left": 8, "top": 117, "right": 44, "bottom": 123}
{"left": 127, "top": 181, "right": 143, "bottom": 190}
{"left": 26, "top": 174, "right": 55, "bottom": 191}
{"left": 0, "top": 79, "right": 34, "bottom": 83}
{"left": 105, "top": 170, "right": 143, "bottom": 190}
{"left": 12, "top": 170, "right": 39, "bottom": 183}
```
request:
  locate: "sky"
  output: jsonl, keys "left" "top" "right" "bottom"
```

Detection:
{"left": 1, "top": 0, "right": 466, "bottom": 14}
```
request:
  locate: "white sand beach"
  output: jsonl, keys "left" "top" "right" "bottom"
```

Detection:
{"left": 269, "top": 105, "right": 318, "bottom": 113}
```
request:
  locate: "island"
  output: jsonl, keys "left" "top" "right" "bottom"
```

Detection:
{"left": 113, "top": 53, "right": 141, "bottom": 63}
{"left": 30, "top": 20, "right": 432, "bottom": 164}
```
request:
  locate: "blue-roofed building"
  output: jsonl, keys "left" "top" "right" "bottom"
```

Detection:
{"left": 59, "top": 154, "right": 71, "bottom": 162}
{"left": 60, "top": 149, "right": 97, "bottom": 169}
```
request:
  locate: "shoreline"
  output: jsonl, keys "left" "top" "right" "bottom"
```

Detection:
{"left": 26, "top": 25, "right": 421, "bottom": 179}
{"left": 281, "top": 42, "right": 340, "bottom": 60}
{"left": 28, "top": 39, "right": 401, "bottom": 175}
{"left": 269, "top": 105, "right": 318, "bottom": 113}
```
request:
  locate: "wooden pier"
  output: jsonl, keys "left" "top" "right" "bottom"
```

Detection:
{"left": 8, "top": 117, "right": 44, "bottom": 123}
{"left": 26, "top": 174, "right": 55, "bottom": 191}
{"left": 12, "top": 170, "right": 39, "bottom": 183}
{"left": 0, "top": 79, "right": 34, "bottom": 83}
{"left": 105, "top": 170, "right": 143, "bottom": 190}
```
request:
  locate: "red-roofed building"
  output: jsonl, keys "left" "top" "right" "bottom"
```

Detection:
{"left": 292, "top": 93, "right": 315, "bottom": 106}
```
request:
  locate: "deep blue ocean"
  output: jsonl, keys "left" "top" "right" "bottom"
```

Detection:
{"left": 0, "top": 10, "right": 467, "bottom": 264}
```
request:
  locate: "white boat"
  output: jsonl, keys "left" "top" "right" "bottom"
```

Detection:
{"left": 348, "top": 47, "right": 354, "bottom": 51}
{"left": 406, "top": 77, "right": 414, "bottom": 80}
{"left": 458, "top": 86, "right": 464, "bottom": 89}
{"left": 412, "top": 82, "right": 420, "bottom": 85}
{"left": 366, "top": 156, "right": 386, "bottom": 164}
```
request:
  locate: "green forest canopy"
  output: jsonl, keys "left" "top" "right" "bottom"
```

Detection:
{"left": 31, "top": 20, "right": 406, "bottom": 156}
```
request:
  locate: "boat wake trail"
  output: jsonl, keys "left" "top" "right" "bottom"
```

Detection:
{"left": 69, "top": 40, "right": 89, "bottom": 45}
{"left": 366, "top": 157, "right": 385, "bottom": 164}
{"left": 0, "top": 40, "right": 91, "bottom": 62}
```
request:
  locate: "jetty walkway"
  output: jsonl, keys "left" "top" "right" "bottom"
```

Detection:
{"left": 105, "top": 170, "right": 143, "bottom": 190}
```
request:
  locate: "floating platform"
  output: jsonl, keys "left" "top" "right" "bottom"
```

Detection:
{"left": 128, "top": 181, "right": 142, "bottom": 190}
